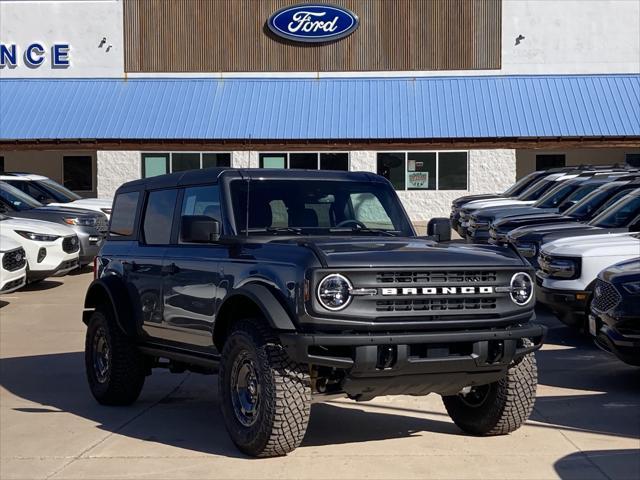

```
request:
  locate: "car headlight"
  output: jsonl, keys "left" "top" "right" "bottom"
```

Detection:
{"left": 543, "top": 256, "right": 580, "bottom": 280}
{"left": 15, "top": 230, "right": 60, "bottom": 242}
{"left": 516, "top": 242, "right": 538, "bottom": 258}
{"left": 317, "top": 274, "right": 352, "bottom": 311}
{"left": 100, "top": 208, "right": 112, "bottom": 215}
{"left": 64, "top": 217, "right": 97, "bottom": 227}
{"left": 510, "top": 272, "right": 534, "bottom": 305}
{"left": 622, "top": 281, "right": 640, "bottom": 295}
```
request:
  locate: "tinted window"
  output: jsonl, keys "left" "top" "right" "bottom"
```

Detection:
{"left": 202, "top": 153, "right": 231, "bottom": 168}
{"left": 593, "top": 195, "right": 640, "bottom": 228}
{"left": 180, "top": 185, "right": 220, "bottom": 243}
{"left": 0, "top": 182, "right": 43, "bottom": 211}
{"left": 534, "top": 183, "right": 577, "bottom": 208}
{"left": 63, "top": 156, "right": 93, "bottom": 191}
{"left": 172, "top": 153, "right": 200, "bottom": 172}
{"left": 143, "top": 189, "right": 178, "bottom": 244}
{"left": 438, "top": 152, "right": 468, "bottom": 190}
{"left": 320, "top": 153, "right": 348, "bottom": 171}
{"left": 110, "top": 192, "right": 140, "bottom": 237}
{"left": 503, "top": 171, "right": 543, "bottom": 197}
{"left": 377, "top": 153, "right": 405, "bottom": 190}
{"left": 289, "top": 153, "right": 318, "bottom": 169}
{"left": 6, "top": 180, "right": 56, "bottom": 203}
{"left": 536, "top": 154, "right": 566, "bottom": 170}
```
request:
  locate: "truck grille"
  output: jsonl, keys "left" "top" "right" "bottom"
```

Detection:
{"left": 376, "top": 297, "right": 498, "bottom": 312}
{"left": 62, "top": 236, "right": 80, "bottom": 253}
{"left": 592, "top": 279, "right": 621, "bottom": 313}
{"left": 2, "top": 248, "right": 26, "bottom": 272}
{"left": 95, "top": 216, "right": 109, "bottom": 234}
{"left": 376, "top": 271, "right": 497, "bottom": 284}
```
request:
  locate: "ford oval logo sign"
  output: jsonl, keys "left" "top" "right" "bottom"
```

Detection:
{"left": 268, "top": 4, "right": 359, "bottom": 43}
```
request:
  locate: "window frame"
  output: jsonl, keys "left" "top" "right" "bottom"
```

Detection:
{"left": 259, "top": 152, "right": 350, "bottom": 170}
{"left": 376, "top": 150, "right": 469, "bottom": 191}
{"left": 141, "top": 152, "right": 232, "bottom": 177}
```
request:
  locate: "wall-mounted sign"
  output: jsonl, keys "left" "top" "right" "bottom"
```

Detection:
{"left": 267, "top": 4, "right": 359, "bottom": 43}
{"left": 0, "top": 43, "right": 70, "bottom": 69}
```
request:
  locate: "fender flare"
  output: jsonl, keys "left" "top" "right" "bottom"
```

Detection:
{"left": 83, "top": 276, "right": 138, "bottom": 337}
{"left": 219, "top": 283, "right": 296, "bottom": 332}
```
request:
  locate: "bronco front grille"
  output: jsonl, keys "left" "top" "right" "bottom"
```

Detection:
{"left": 2, "top": 248, "right": 26, "bottom": 272}
{"left": 376, "top": 271, "right": 497, "bottom": 284}
{"left": 62, "top": 236, "right": 80, "bottom": 253}
{"left": 376, "top": 297, "right": 498, "bottom": 312}
{"left": 592, "top": 279, "right": 621, "bottom": 312}
{"left": 95, "top": 217, "right": 108, "bottom": 234}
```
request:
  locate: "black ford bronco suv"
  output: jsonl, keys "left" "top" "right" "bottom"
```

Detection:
{"left": 83, "top": 169, "right": 545, "bottom": 457}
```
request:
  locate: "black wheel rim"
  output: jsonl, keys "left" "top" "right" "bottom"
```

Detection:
{"left": 230, "top": 350, "right": 261, "bottom": 427}
{"left": 92, "top": 326, "right": 110, "bottom": 384}
{"left": 458, "top": 384, "right": 491, "bottom": 408}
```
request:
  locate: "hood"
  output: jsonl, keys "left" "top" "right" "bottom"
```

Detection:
{"left": 600, "top": 258, "right": 640, "bottom": 283}
{"left": 508, "top": 221, "right": 589, "bottom": 241}
{"left": 69, "top": 198, "right": 112, "bottom": 208}
{"left": 0, "top": 234, "right": 22, "bottom": 252}
{"left": 289, "top": 237, "right": 527, "bottom": 268}
{"left": 542, "top": 233, "right": 640, "bottom": 257}
{"left": 31, "top": 205, "right": 104, "bottom": 218}
{"left": 493, "top": 213, "right": 570, "bottom": 230}
{"left": 452, "top": 194, "right": 501, "bottom": 208}
{"left": 475, "top": 206, "right": 555, "bottom": 221}
{"left": 0, "top": 217, "right": 76, "bottom": 236}
{"left": 463, "top": 199, "right": 536, "bottom": 212}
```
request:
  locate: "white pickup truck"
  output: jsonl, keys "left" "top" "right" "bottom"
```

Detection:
{"left": 535, "top": 232, "right": 640, "bottom": 328}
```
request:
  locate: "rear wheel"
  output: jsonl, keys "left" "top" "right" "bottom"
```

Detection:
{"left": 442, "top": 351, "right": 537, "bottom": 436}
{"left": 85, "top": 307, "right": 146, "bottom": 405}
{"left": 218, "top": 318, "right": 311, "bottom": 457}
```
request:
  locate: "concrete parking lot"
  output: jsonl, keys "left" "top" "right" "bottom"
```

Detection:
{"left": 0, "top": 271, "right": 638, "bottom": 480}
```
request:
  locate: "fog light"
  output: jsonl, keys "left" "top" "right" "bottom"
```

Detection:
{"left": 37, "top": 248, "right": 47, "bottom": 263}
{"left": 89, "top": 236, "right": 100, "bottom": 244}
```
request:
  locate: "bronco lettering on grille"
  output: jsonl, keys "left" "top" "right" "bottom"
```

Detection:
{"left": 381, "top": 286, "right": 495, "bottom": 295}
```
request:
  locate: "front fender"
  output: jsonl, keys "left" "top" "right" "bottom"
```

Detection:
{"left": 222, "top": 283, "right": 297, "bottom": 331}
{"left": 83, "top": 276, "right": 138, "bottom": 337}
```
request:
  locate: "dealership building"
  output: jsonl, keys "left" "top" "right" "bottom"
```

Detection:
{"left": 0, "top": 0, "right": 639, "bottom": 225}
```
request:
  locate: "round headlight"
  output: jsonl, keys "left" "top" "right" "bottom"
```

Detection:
{"left": 317, "top": 274, "right": 352, "bottom": 311}
{"left": 510, "top": 272, "right": 534, "bottom": 305}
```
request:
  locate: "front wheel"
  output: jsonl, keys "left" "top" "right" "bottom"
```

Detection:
{"left": 218, "top": 319, "right": 311, "bottom": 457}
{"left": 442, "top": 351, "right": 538, "bottom": 436}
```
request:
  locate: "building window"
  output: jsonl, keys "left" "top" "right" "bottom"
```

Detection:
{"left": 259, "top": 152, "right": 349, "bottom": 171}
{"left": 0, "top": 156, "right": 4, "bottom": 172}
{"left": 141, "top": 152, "right": 231, "bottom": 178}
{"left": 536, "top": 154, "right": 566, "bottom": 170}
{"left": 625, "top": 153, "right": 640, "bottom": 167}
{"left": 376, "top": 151, "right": 468, "bottom": 191}
{"left": 63, "top": 155, "right": 93, "bottom": 191}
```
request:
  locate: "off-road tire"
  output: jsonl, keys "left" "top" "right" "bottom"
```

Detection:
{"left": 85, "top": 307, "right": 146, "bottom": 406}
{"left": 442, "top": 350, "right": 537, "bottom": 436}
{"left": 218, "top": 318, "right": 311, "bottom": 457}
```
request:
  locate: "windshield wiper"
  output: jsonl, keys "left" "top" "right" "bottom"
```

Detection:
{"left": 329, "top": 226, "right": 399, "bottom": 236}
{"left": 242, "top": 227, "right": 303, "bottom": 235}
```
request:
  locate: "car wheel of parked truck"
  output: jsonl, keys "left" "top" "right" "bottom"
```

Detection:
{"left": 442, "top": 342, "right": 537, "bottom": 435}
{"left": 218, "top": 318, "right": 311, "bottom": 457}
{"left": 85, "top": 307, "right": 146, "bottom": 406}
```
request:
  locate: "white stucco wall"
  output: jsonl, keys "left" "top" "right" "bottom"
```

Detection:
{"left": 0, "top": 0, "right": 124, "bottom": 78}
{"left": 96, "top": 150, "right": 140, "bottom": 198}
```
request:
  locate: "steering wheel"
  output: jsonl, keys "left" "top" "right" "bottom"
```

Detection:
{"left": 336, "top": 219, "right": 367, "bottom": 229}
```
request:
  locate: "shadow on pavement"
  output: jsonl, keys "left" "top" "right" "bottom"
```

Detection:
{"left": 19, "top": 280, "right": 63, "bottom": 291}
{"left": 554, "top": 449, "right": 640, "bottom": 480}
{"left": 0, "top": 351, "right": 459, "bottom": 457}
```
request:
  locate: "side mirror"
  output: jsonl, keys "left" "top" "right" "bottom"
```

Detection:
{"left": 427, "top": 217, "right": 452, "bottom": 242}
{"left": 181, "top": 215, "right": 220, "bottom": 243}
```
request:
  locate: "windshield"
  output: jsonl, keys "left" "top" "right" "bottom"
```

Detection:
{"left": 591, "top": 193, "right": 640, "bottom": 228}
{"left": 230, "top": 179, "right": 414, "bottom": 236}
{"left": 532, "top": 182, "right": 579, "bottom": 208}
{"left": 40, "top": 179, "right": 82, "bottom": 201}
{"left": 502, "top": 171, "right": 543, "bottom": 197}
{"left": 0, "top": 182, "right": 43, "bottom": 211}
{"left": 517, "top": 178, "right": 560, "bottom": 201}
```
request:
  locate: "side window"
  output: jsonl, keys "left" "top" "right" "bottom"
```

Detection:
{"left": 350, "top": 193, "right": 394, "bottom": 229}
{"left": 180, "top": 185, "right": 220, "bottom": 242}
{"left": 110, "top": 192, "right": 140, "bottom": 237}
{"left": 143, "top": 189, "right": 178, "bottom": 245}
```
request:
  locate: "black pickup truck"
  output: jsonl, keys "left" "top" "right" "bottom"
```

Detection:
{"left": 83, "top": 169, "right": 545, "bottom": 457}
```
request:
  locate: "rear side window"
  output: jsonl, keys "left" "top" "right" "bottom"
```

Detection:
{"left": 110, "top": 192, "right": 140, "bottom": 237}
{"left": 143, "top": 189, "right": 178, "bottom": 245}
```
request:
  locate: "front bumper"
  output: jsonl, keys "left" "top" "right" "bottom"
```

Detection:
{"left": 0, "top": 268, "right": 27, "bottom": 293}
{"left": 590, "top": 309, "right": 640, "bottom": 366}
{"left": 28, "top": 258, "right": 80, "bottom": 282}
{"left": 280, "top": 323, "right": 546, "bottom": 399}
{"left": 536, "top": 283, "right": 590, "bottom": 326}
{"left": 75, "top": 228, "right": 104, "bottom": 265}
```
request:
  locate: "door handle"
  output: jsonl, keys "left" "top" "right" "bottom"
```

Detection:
{"left": 162, "top": 263, "right": 180, "bottom": 275}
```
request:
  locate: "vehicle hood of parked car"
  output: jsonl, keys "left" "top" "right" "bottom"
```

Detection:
{"left": 541, "top": 233, "right": 640, "bottom": 258}
{"left": 51, "top": 198, "right": 112, "bottom": 208}
{"left": 273, "top": 237, "right": 528, "bottom": 268}
{"left": 599, "top": 258, "right": 640, "bottom": 283}
{"left": 452, "top": 193, "right": 501, "bottom": 208}
{"left": 463, "top": 199, "right": 536, "bottom": 212}
{"left": 30, "top": 205, "right": 105, "bottom": 218}
{"left": 0, "top": 216, "right": 76, "bottom": 236}
{"left": 493, "top": 213, "right": 573, "bottom": 229}
{"left": 475, "top": 206, "right": 556, "bottom": 222}
{"left": 0, "top": 234, "right": 23, "bottom": 252}
{"left": 508, "top": 221, "right": 594, "bottom": 241}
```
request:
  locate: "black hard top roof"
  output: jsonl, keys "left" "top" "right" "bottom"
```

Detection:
{"left": 117, "top": 168, "right": 383, "bottom": 193}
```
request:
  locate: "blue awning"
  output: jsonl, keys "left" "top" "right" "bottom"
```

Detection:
{"left": 0, "top": 75, "right": 638, "bottom": 141}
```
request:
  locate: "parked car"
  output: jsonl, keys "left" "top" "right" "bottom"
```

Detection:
{"left": 82, "top": 168, "right": 544, "bottom": 457}
{"left": 489, "top": 177, "right": 640, "bottom": 245}
{"left": 466, "top": 173, "right": 627, "bottom": 243}
{"left": 0, "top": 182, "right": 107, "bottom": 265}
{"left": 0, "top": 173, "right": 113, "bottom": 218}
{"left": 0, "top": 214, "right": 80, "bottom": 282}
{"left": 590, "top": 258, "right": 640, "bottom": 366}
{"left": 508, "top": 188, "right": 640, "bottom": 267}
{"left": 536, "top": 232, "right": 640, "bottom": 328}
{"left": 0, "top": 235, "right": 27, "bottom": 294}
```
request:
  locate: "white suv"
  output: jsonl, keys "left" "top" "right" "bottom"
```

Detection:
{"left": 536, "top": 232, "right": 640, "bottom": 327}
{"left": 0, "top": 235, "right": 27, "bottom": 294}
{"left": 0, "top": 174, "right": 112, "bottom": 219}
